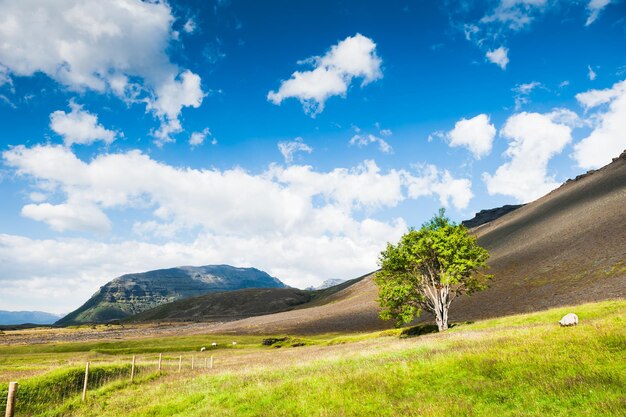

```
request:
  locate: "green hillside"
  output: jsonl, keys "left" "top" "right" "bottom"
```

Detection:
{"left": 57, "top": 265, "right": 285, "bottom": 325}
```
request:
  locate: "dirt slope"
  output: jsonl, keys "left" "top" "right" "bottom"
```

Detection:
{"left": 201, "top": 151, "right": 625, "bottom": 334}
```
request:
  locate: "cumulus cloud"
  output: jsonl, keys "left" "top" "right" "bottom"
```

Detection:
{"left": 406, "top": 164, "right": 474, "bottom": 210}
{"left": 483, "top": 110, "right": 576, "bottom": 202}
{"left": 277, "top": 137, "right": 313, "bottom": 163}
{"left": 1, "top": 145, "right": 475, "bottom": 310}
{"left": 586, "top": 0, "right": 611, "bottom": 25}
{"left": 573, "top": 79, "right": 626, "bottom": 169}
{"left": 440, "top": 114, "right": 496, "bottom": 159}
{"left": 268, "top": 34, "right": 382, "bottom": 116}
{"left": 486, "top": 47, "right": 510, "bottom": 70}
{"left": 50, "top": 101, "right": 117, "bottom": 146}
{"left": 0, "top": 0, "right": 204, "bottom": 144}
{"left": 189, "top": 127, "right": 212, "bottom": 148}
{"left": 3, "top": 145, "right": 473, "bottom": 234}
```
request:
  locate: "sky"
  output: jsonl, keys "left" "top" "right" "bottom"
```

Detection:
{"left": 0, "top": 0, "right": 625, "bottom": 314}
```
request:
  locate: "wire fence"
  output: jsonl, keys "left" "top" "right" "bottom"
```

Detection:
{"left": 1, "top": 353, "right": 216, "bottom": 416}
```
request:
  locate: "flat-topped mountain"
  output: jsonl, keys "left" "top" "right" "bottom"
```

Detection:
{"left": 56, "top": 265, "right": 285, "bottom": 325}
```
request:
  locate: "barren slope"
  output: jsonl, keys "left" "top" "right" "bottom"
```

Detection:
{"left": 200, "top": 151, "right": 625, "bottom": 334}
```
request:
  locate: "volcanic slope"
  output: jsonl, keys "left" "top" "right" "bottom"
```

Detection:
{"left": 56, "top": 265, "right": 285, "bottom": 325}
{"left": 181, "top": 150, "right": 626, "bottom": 334}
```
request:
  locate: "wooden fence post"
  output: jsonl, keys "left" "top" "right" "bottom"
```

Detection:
{"left": 130, "top": 355, "right": 136, "bottom": 382}
{"left": 178, "top": 355, "right": 182, "bottom": 373}
{"left": 204, "top": 357, "right": 208, "bottom": 369}
{"left": 4, "top": 382, "right": 18, "bottom": 417}
{"left": 191, "top": 356, "right": 194, "bottom": 370}
{"left": 210, "top": 356, "right": 213, "bottom": 369}
{"left": 82, "top": 362, "right": 89, "bottom": 402}
{"left": 158, "top": 353, "right": 162, "bottom": 373}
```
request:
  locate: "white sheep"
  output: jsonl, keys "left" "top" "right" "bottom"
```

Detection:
{"left": 200, "top": 347, "right": 206, "bottom": 352}
{"left": 232, "top": 341, "right": 237, "bottom": 346}
{"left": 211, "top": 342, "right": 218, "bottom": 347}
{"left": 559, "top": 313, "right": 579, "bottom": 326}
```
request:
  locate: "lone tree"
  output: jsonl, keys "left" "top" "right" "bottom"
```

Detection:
{"left": 375, "top": 209, "right": 492, "bottom": 331}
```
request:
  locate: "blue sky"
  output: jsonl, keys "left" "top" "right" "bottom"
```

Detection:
{"left": 0, "top": 0, "right": 625, "bottom": 313}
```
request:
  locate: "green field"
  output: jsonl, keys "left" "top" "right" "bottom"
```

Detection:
{"left": 1, "top": 300, "right": 624, "bottom": 416}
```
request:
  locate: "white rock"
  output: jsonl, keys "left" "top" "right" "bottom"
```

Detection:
{"left": 559, "top": 313, "right": 579, "bottom": 326}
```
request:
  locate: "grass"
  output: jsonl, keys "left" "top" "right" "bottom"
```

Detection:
{"left": 2, "top": 299, "right": 622, "bottom": 416}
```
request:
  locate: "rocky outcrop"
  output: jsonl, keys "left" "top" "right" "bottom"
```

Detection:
{"left": 462, "top": 204, "right": 525, "bottom": 229}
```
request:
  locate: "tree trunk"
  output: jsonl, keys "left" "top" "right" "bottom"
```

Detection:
{"left": 435, "top": 308, "right": 448, "bottom": 331}
{"left": 434, "top": 287, "right": 449, "bottom": 331}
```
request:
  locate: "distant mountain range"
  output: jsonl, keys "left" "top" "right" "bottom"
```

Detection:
{"left": 56, "top": 265, "right": 286, "bottom": 325}
{"left": 0, "top": 310, "right": 62, "bottom": 325}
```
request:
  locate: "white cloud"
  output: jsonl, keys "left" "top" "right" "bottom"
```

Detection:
{"left": 277, "top": 137, "right": 313, "bottom": 163}
{"left": 349, "top": 134, "right": 392, "bottom": 154}
{"left": 443, "top": 114, "right": 496, "bottom": 159}
{"left": 486, "top": 47, "right": 509, "bottom": 70}
{"left": 588, "top": 65, "right": 597, "bottom": 81}
{"left": 0, "top": 0, "right": 204, "bottom": 144}
{"left": 50, "top": 101, "right": 117, "bottom": 146}
{"left": 349, "top": 125, "right": 393, "bottom": 154}
{"left": 405, "top": 164, "right": 473, "bottom": 210}
{"left": 1, "top": 145, "right": 476, "bottom": 311}
{"left": 512, "top": 81, "right": 542, "bottom": 110}
{"left": 183, "top": 18, "right": 196, "bottom": 34}
{"left": 573, "top": 79, "right": 626, "bottom": 169}
{"left": 481, "top": 0, "right": 548, "bottom": 31}
{"left": 268, "top": 34, "right": 382, "bottom": 116}
{"left": 483, "top": 110, "right": 575, "bottom": 202}
{"left": 586, "top": 0, "right": 611, "bottom": 25}
{"left": 21, "top": 200, "right": 111, "bottom": 233}
{"left": 189, "top": 128, "right": 212, "bottom": 148}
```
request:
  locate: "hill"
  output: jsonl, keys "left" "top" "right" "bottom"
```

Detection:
{"left": 168, "top": 150, "right": 626, "bottom": 334}
{"left": 126, "top": 275, "right": 363, "bottom": 323}
{"left": 56, "top": 265, "right": 285, "bottom": 326}
{"left": 0, "top": 310, "right": 61, "bottom": 325}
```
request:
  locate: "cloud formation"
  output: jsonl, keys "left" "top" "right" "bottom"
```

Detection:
{"left": 574, "top": 79, "right": 626, "bottom": 169}
{"left": 268, "top": 34, "right": 382, "bottom": 116}
{"left": 486, "top": 47, "right": 510, "bottom": 70}
{"left": 50, "top": 101, "right": 117, "bottom": 146}
{"left": 1, "top": 145, "right": 474, "bottom": 310}
{"left": 441, "top": 114, "right": 496, "bottom": 159}
{"left": 483, "top": 109, "right": 577, "bottom": 202}
{"left": 0, "top": 0, "right": 204, "bottom": 145}
{"left": 277, "top": 137, "right": 313, "bottom": 163}
{"left": 586, "top": 0, "right": 611, "bottom": 25}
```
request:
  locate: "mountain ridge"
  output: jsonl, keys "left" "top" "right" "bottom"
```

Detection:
{"left": 56, "top": 265, "right": 286, "bottom": 325}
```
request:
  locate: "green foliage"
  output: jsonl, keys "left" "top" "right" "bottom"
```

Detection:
{"left": 375, "top": 209, "right": 492, "bottom": 328}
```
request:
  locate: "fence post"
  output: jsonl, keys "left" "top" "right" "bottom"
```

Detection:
{"left": 204, "top": 357, "right": 208, "bottom": 369}
{"left": 130, "top": 355, "right": 136, "bottom": 382}
{"left": 82, "top": 362, "right": 89, "bottom": 402}
{"left": 5, "top": 382, "right": 18, "bottom": 417}
{"left": 158, "top": 353, "right": 162, "bottom": 373}
{"left": 210, "top": 356, "right": 213, "bottom": 369}
{"left": 178, "top": 355, "right": 182, "bottom": 373}
{"left": 191, "top": 356, "right": 194, "bottom": 370}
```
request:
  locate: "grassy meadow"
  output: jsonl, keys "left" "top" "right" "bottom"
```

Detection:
{"left": 0, "top": 300, "right": 624, "bottom": 416}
